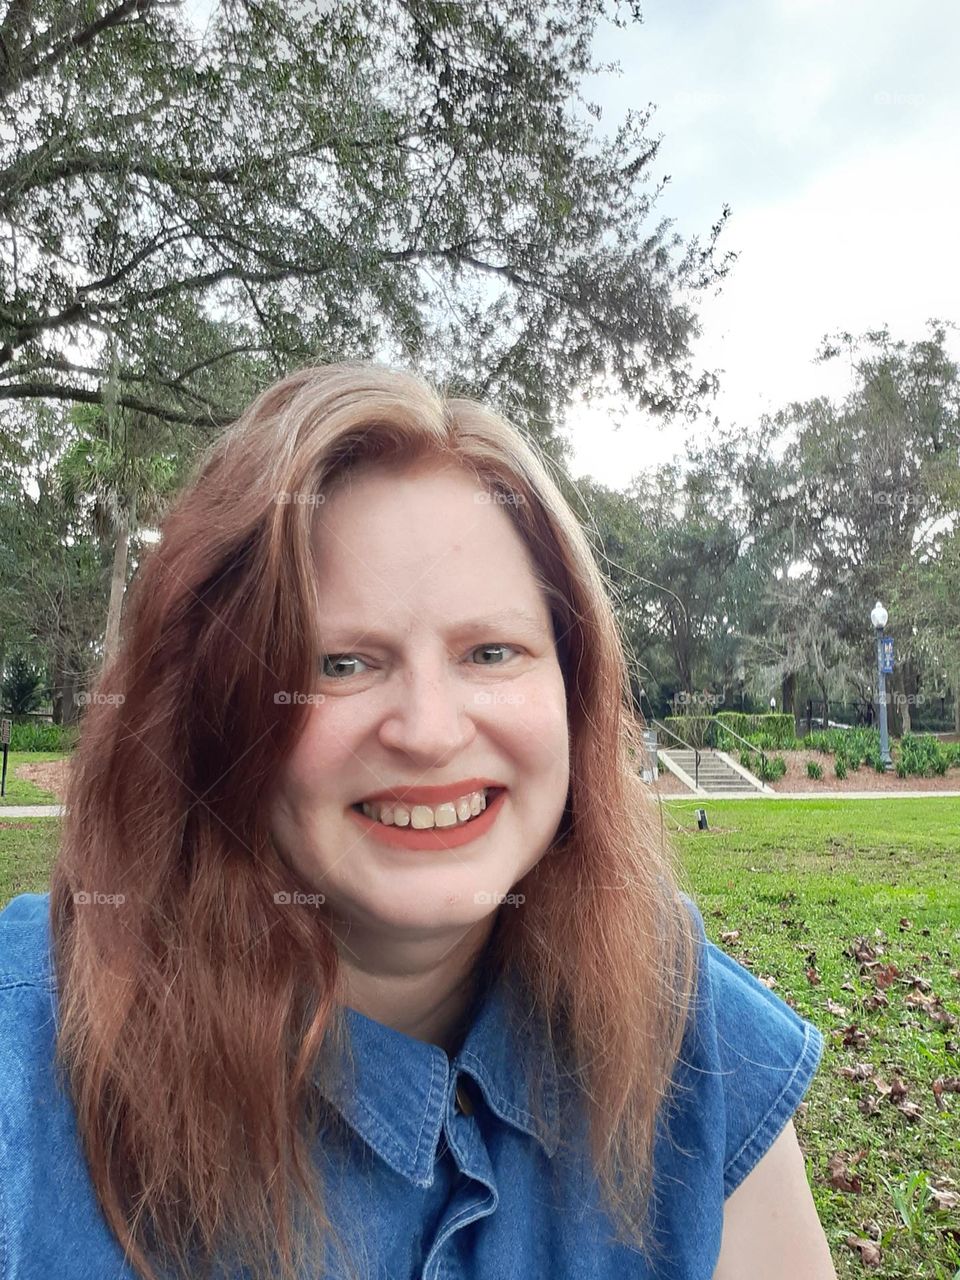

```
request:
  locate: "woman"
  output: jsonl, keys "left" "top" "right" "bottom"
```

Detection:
{"left": 0, "top": 363, "right": 837, "bottom": 1280}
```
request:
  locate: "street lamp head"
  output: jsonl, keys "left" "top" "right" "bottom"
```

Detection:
{"left": 870, "top": 601, "right": 888, "bottom": 629}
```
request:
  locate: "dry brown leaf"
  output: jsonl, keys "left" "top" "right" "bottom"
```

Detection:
{"left": 841, "top": 1024, "right": 869, "bottom": 1049}
{"left": 873, "top": 963, "right": 900, "bottom": 989}
{"left": 932, "top": 1077, "right": 960, "bottom": 1111}
{"left": 845, "top": 1236, "right": 882, "bottom": 1267}
{"left": 861, "top": 992, "right": 889, "bottom": 1012}
{"left": 827, "top": 1153, "right": 864, "bottom": 1193}
{"left": 839, "top": 1063, "right": 874, "bottom": 1081}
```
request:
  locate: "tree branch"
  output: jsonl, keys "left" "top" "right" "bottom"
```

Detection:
{"left": 0, "top": 381, "right": 230, "bottom": 426}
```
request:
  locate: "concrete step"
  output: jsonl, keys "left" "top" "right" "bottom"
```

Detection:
{"left": 658, "top": 745, "right": 765, "bottom": 795}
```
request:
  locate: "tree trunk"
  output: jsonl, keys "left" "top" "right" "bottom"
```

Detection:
{"left": 103, "top": 506, "right": 132, "bottom": 665}
{"left": 894, "top": 663, "right": 911, "bottom": 736}
{"left": 781, "top": 672, "right": 797, "bottom": 720}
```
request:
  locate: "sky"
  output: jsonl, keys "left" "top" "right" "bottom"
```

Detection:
{"left": 564, "top": 0, "right": 960, "bottom": 489}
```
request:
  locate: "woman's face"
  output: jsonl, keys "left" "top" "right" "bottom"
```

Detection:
{"left": 268, "top": 458, "right": 571, "bottom": 942}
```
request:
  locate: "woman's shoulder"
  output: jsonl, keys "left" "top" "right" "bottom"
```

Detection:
{"left": 0, "top": 891, "right": 56, "bottom": 990}
{"left": 673, "top": 892, "right": 825, "bottom": 1198}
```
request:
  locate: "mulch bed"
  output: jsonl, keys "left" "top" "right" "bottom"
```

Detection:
{"left": 12, "top": 759, "right": 71, "bottom": 802}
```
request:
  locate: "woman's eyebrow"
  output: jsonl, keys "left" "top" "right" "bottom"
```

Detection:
{"left": 318, "top": 608, "right": 549, "bottom": 646}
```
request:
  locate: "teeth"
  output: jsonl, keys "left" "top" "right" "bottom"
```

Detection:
{"left": 360, "top": 788, "right": 493, "bottom": 829}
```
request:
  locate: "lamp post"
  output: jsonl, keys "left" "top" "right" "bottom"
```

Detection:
{"left": 871, "top": 601, "right": 893, "bottom": 770}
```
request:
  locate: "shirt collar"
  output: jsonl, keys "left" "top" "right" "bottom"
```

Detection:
{"left": 315, "top": 968, "right": 560, "bottom": 1186}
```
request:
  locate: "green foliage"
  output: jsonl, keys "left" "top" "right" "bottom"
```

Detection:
{"left": 7, "top": 722, "right": 78, "bottom": 752}
{"left": 806, "top": 760, "right": 823, "bottom": 780}
{"left": 1, "top": 0, "right": 728, "bottom": 434}
{"left": 894, "top": 733, "right": 957, "bottom": 778}
{"left": 756, "top": 754, "right": 787, "bottom": 782}
{"left": 716, "top": 712, "right": 796, "bottom": 747}
{"left": 834, "top": 755, "right": 848, "bottom": 779}
{"left": 1, "top": 654, "right": 46, "bottom": 715}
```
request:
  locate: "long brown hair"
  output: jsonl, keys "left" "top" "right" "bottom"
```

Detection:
{"left": 50, "top": 361, "right": 698, "bottom": 1280}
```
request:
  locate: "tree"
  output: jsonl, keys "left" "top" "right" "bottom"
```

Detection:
{"left": 57, "top": 398, "right": 187, "bottom": 662}
{"left": 1, "top": 649, "right": 46, "bottom": 714}
{"left": 0, "top": 398, "right": 112, "bottom": 722}
{"left": 741, "top": 322, "right": 960, "bottom": 731}
{"left": 0, "top": 0, "right": 729, "bottom": 445}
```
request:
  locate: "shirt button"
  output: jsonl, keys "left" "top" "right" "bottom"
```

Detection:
{"left": 455, "top": 1078, "right": 474, "bottom": 1116}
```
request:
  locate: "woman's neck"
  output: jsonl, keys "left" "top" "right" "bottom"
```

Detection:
{"left": 332, "top": 915, "right": 496, "bottom": 1054}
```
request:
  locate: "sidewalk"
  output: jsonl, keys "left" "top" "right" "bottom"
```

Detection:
{"left": 0, "top": 805, "right": 64, "bottom": 817}
{"left": 660, "top": 790, "right": 960, "bottom": 801}
{"left": 3, "top": 793, "right": 960, "bottom": 819}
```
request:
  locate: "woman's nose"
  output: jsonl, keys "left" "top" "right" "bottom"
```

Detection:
{"left": 377, "top": 662, "right": 475, "bottom": 761}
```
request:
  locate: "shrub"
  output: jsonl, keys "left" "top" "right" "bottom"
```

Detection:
{"left": 7, "top": 721, "right": 78, "bottom": 752}
{"left": 806, "top": 760, "right": 823, "bottom": 780}
{"left": 896, "top": 732, "right": 948, "bottom": 777}
{"left": 715, "top": 712, "right": 797, "bottom": 748}
{"left": 757, "top": 754, "right": 787, "bottom": 782}
{"left": 834, "top": 756, "right": 848, "bottom": 780}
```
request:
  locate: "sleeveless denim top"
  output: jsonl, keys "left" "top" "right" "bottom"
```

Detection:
{"left": 0, "top": 891, "right": 824, "bottom": 1280}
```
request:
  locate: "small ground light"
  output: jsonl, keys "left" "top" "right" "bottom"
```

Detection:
{"left": 696, "top": 809, "right": 709, "bottom": 830}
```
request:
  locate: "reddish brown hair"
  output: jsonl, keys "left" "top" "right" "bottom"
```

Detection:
{"left": 50, "top": 361, "right": 697, "bottom": 1280}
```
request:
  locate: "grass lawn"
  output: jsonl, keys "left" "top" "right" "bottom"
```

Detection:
{"left": 2, "top": 798, "right": 958, "bottom": 1276}
{"left": 666, "top": 797, "right": 960, "bottom": 1279}
{"left": 0, "top": 751, "right": 66, "bottom": 806}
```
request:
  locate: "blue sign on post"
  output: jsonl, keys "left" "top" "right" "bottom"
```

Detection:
{"left": 880, "top": 636, "right": 894, "bottom": 675}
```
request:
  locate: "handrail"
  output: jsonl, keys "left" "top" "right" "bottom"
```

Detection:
{"left": 650, "top": 718, "right": 701, "bottom": 789}
{"left": 706, "top": 718, "right": 768, "bottom": 775}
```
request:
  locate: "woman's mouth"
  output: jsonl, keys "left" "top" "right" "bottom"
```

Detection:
{"left": 347, "top": 787, "right": 508, "bottom": 851}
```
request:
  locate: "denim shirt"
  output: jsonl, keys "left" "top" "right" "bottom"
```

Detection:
{"left": 0, "top": 891, "right": 824, "bottom": 1280}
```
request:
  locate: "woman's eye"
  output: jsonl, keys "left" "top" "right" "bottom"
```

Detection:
{"left": 318, "top": 644, "right": 518, "bottom": 679}
{"left": 319, "top": 654, "right": 368, "bottom": 679}
{"left": 470, "top": 643, "right": 518, "bottom": 666}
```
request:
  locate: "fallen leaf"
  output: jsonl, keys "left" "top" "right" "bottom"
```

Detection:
{"left": 930, "top": 1177, "right": 960, "bottom": 1211}
{"left": 806, "top": 967, "right": 822, "bottom": 985}
{"left": 841, "top": 1024, "right": 869, "bottom": 1049}
{"left": 894, "top": 1098, "right": 922, "bottom": 1121}
{"left": 827, "top": 1153, "right": 864, "bottom": 1193}
{"left": 758, "top": 974, "right": 777, "bottom": 989}
{"left": 838, "top": 1063, "right": 874, "bottom": 1081}
{"left": 888, "top": 1077, "right": 908, "bottom": 1102}
{"left": 846, "top": 937, "right": 879, "bottom": 964}
{"left": 720, "top": 930, "right": 740, "bottom": 943}
{"left": 845, "top": 1236, "right": 882, "bottom": 1267}
{"left": 898, "top": 917, "right": 912, "bottom": 930}
{"left": 861, "top": 992, "right": 889, "bottom": 1012}
{"left": 873, "top": 963, "right": 900, "bottom": 989}
{"left": 932, "top": 1077, "right": 960, "bottom": 1111}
